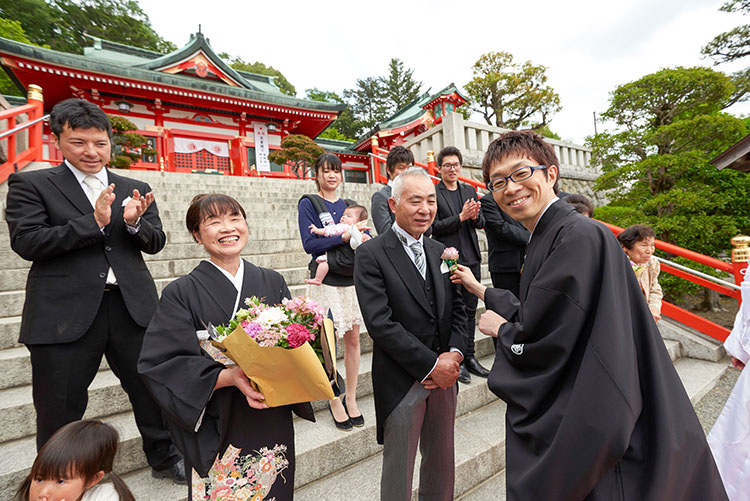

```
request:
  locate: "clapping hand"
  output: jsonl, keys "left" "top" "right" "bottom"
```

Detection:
{"left": 123, "top": 188, "right": 154, "bottom": 225}
{"left": 93, "top": 183, "right": 116, "bottom": 228}
{"left": 459, "top": 199, "right": 480, "bottom": 222}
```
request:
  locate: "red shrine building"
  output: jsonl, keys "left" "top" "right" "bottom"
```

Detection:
{"left": 0, "top": 32, "right": 467, "bottom": 183}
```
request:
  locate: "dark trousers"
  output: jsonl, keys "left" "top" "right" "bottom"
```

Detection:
{"left": 28, "top": 287, "right": 175, "bottom": 468}
{"left": 458, "top": 262, "right": 481, "bottom": 358}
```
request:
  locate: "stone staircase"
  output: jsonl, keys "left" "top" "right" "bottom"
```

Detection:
{"left": 0, "top": 166, "right": 732, "bottom": 500}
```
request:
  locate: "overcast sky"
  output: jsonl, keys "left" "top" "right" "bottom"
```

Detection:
{"left": 139, "top": 0, "right": 749, "bottom": 144}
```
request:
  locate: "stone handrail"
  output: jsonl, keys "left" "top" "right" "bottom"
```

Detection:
{"left": 403, "top": 112, "right": 598, "bottom": 182}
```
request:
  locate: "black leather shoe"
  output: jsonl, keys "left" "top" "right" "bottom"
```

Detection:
{"left": 152, "top": 457, "right": 187, "bottom": 485}
{"left": 343, "top": 395, "right": 364, "bottom": 427}
{"left": 458, "top": 364, "right": 471, "bottom": 384}
{"left": 328, "top": 402, "right": 353, "bottom": 431}
{"left": 465, "top": 356, "right": 490, "bottom": 378}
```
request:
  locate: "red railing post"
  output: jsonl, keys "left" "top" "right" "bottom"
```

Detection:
{"left": 371, "top": 136, "right": 386, "bottom": 184}
{"left": 426, "top": 150, "right": 438, "bottom": 180}
{"left": 731, "top": 235, "right": 750, "bottom": 306}
{"left": 27, "top": 84, "right": 44, "bottom": 161}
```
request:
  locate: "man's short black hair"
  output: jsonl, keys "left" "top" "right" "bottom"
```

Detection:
{"left": 437, "top": 146, "right": 463, "bottom": 167}
{"left": 385, "top": 146, "right": 414, "bottom": 176}
{"left": 49, "top": 98, "right": 112, "bottom": 137}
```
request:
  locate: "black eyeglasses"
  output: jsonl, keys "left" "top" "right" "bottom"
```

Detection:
{"left": 486, "top": 165, "right": 547, "bottom": 192}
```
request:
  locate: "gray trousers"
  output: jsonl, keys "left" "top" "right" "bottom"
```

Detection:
{"left": 381, "top": 381, "right": 458, "bottom": 501}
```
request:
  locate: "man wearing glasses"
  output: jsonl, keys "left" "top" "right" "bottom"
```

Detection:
{"left": 431, "top": 146, "right": 490, "bottom": 384}
{"left": 451, "top": 130, "right": 726, "bottom": 499}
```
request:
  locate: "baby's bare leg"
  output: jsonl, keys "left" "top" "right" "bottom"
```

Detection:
{"left": 306, "top": 260, "right": 329, "bottom": 286}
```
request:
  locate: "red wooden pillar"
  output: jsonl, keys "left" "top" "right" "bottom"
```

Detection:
{"left": 426, "top": 150, "right": 438, "bottom": 180}
{"left": 732, "top": 234, "right": 750, "bottom": 306}
{"left": 26, "top": 84, "right": 44, "bottom": 161}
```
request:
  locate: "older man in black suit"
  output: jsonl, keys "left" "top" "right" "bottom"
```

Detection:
{"left": 5, "top": 98, "right": 184, "bottom": 483}
{"left": 355, "top": 167, "right": 468, "bottom": 500}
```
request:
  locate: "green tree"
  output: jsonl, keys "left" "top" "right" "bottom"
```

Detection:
{"left": 1, "top": 0, "right": 175, "bottom": 54}
{"left": 343, "top": 77, "right": 388, "bottom": 133}
{"left": 378, "top": 58, "right": 422, "bottom": 114}
{"left": 305, "top": 88, "right": 362, "bottom": 141}
{"left": 465, "top": 51, "right": 561, "bottom": 130}
{"left": 589, "top": 66, "right": 750, "bottom": 308}
{"left": 108, "top": 114, "right": 154, "bottom": 169}
{"left": 342, "top": 59, "right": 422, "bottom": 136}
{"left": 0, "top": 17, "right": 34, "bottom": 95}
{"left": 219, "top": 54, "right": 295, "bottom": 96}
{"left": 702, "top": 0, "right": 750, "bottom": 64}
{"left": 268, "top": 134, "right": 325, "bottom": 179}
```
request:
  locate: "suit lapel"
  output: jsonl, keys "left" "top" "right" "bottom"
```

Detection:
{"left": 383, "top": 230, "right": 433, "bottom": 317}
{"left": 424, "top": 238, "right": 446, "bottom": 320}
{"left": 48, "top": 163, "right": 93, "bottom": 216}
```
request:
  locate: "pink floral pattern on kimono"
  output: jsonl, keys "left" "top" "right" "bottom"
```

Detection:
{"left": 192, "top": 444, "right": 289, "bottom": 501}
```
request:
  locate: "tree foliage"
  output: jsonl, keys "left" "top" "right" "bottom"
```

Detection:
{"left": 268, "top": 134, "right": 325, "bottom": 179}
{"left": 0, "top": 17, "right": 35, "bottom": 95}
{"left": 702, "top": 0, "right": 750, "bottom": 64}
{"left": 589, "top": 66, "right": 750, "bottom": 302}
{"left": 305, "top": 88, "right": 361, "bottom": 141}
{"left": 465, "top": 51, "right": 561, "bottom": 130}
{"left": 342, "top": 58, "right": 422, "bottom": 136}
{"left": 108, "top": 115, "right": 153, "bottom": 169}
{"left": 219, "top": 54, "right": 296, "bottom": 96}
{"left": 1, "top": 0, "right": 175, "bottom": 54}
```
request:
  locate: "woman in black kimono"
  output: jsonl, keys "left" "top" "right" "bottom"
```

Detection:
{"left": 138, "top": 194, "right": 313, "bottom": 500}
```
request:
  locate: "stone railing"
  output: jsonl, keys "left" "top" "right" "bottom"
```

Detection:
{"left": 403, "top": 112, "right": 598, "bottom": 181}
{"left": 402, "top": 112, "right": 602, "bottom": 201}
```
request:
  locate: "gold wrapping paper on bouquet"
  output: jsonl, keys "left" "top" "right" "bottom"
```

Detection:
{"left": 211, "top": 319, "right": 336, "bottom": 407}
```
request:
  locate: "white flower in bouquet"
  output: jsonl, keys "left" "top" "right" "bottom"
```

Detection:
{"left": 256, "top": 306, "right": 288, "bottom": 329}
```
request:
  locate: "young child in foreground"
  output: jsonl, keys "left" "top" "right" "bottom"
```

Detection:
{"left": 306, "top": 204, "right": 370, "bottom": 285}
{"left": 16, "top": 419, "right": 135, "bottom": 501}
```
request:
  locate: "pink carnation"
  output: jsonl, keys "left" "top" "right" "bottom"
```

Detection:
{"left": 241, "top": 321, "right": 262, "bottom": 338}
{"left": 441, "top": 247, "right": 459, "bottom": 261}
{"left": 285, "top": 323, "right": 311, "bottom": 348}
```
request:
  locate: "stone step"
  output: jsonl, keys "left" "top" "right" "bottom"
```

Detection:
{"left": 674, "top": 356, "right": 731, "bottom": 404}
{"left": 0, "top": 352, "right": 497, "bottom": 498}
{"left": 295, "top": 397, "right": 507, "bottom": 500}
{"left": 456, "top": 468, "right": 507, "bottom": 501}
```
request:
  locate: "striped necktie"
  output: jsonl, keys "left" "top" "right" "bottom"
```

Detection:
{"left": 394, "top": 227, "right": 426, "bottom": 277}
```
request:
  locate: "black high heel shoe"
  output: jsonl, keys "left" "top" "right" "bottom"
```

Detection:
{"left": 343, "top": 395, "right": 364, "bottom": 427}
{"left": 328, "top": 401, "right": 353, "bottom": 431}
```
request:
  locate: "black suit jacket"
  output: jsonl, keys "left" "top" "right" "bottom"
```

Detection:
{"left": 354, "top": 229, "right": 468, "bottom": 443}
{"left": 431, "top": 181, "right": 484, "bottom": 263}
{"left": 480, "top": 192, "right": 529, "bottom": 273}
{"left": 370, "top": 184, "right": 394, "bottom": 236}
{"left": 5, "top": 163, "right": 165, "bottom": 345}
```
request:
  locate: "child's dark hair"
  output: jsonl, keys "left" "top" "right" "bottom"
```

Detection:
{"left": 345, "top": 204, "right": 368, "bottom": 222}
{"left": 14, "top": 420, "right": 135, "bottom": 501}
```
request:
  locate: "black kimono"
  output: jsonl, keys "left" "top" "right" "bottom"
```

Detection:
{"left": 138, "top": 260, "right": 314, "bottom": 500}
{"left": 485, "top": 200, "right": 727, "bottom": 500}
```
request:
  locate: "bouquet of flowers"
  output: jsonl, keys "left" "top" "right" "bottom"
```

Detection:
{"left": 440, "top": 247, "right": 460, "bottom": 273}
{"left": 206, "top": 296, "right": 338, "bottom": 406}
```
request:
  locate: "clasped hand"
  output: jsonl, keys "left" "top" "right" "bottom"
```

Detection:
{"left": 422, "top": 352, "right": 462, "bottom": 390}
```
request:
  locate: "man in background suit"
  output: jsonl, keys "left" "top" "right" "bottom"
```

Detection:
{"left": 431, "top": 146, "right": 489, "bottom": 384}
{"left": 355, "top": 167, "right": 468, "bottom": 500}
{"left": 370, "top": 145, "right": 412, "bottom": 235}
{"left": 5, "top": 98, "right": 184, "bottom": 483}
{"left": 480, "top": 190, "right": 529, "bottom": 298}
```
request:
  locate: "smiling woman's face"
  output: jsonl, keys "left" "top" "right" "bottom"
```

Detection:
{"left": 193, "top": 211, "right": 249, "bottom": 261}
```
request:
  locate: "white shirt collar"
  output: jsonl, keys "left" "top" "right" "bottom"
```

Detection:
{"left": 392, "top": 221, "right": 423, "bottom": 246}
{"left": 65, "top": 159, "right": 108, "bottom": 188}
{"left": 207, "top": 259, "right": 245, "bottom": 292}
{"left": 387, "top": 179, "right": 394, "bottom": 187}
{"left": 529, "top": 196, "right": 560, "bottom": 239}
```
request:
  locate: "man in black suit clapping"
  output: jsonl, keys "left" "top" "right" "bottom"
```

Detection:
{"left": 5, "top": 98, "right": 184, "bottom": 483}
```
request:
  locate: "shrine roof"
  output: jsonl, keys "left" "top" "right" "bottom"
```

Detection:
{"left": 0, "top": 35, "right": 345, "bottom": 113}
{"left": 315, "top": 137, "right": 362, "bottom": 154}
